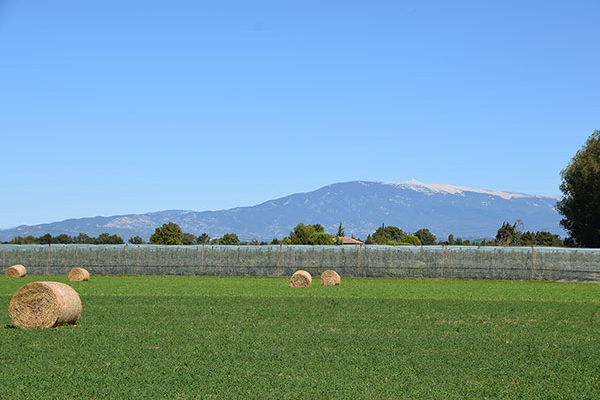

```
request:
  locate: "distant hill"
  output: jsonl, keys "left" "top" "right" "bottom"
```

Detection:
{"left": 0, "top": 180, "right": 562, "bottom": 241}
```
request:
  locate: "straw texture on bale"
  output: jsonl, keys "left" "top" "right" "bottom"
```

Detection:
{"left": 68, "top": 267, "right": 90, "bottom": 281}
{"left": 321, "top": 270, "right": 341, "bottom": 286}
{"left": 290, "top": 270, "right": 312, "bottom": 287}
{"left": 8, "top": 281, "right": 82, "bottom": 329}
{"left": 5, "top": 264, "right": 26, "bottom": 278}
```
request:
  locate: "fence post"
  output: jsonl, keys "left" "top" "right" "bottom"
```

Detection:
{"left": 286, "top": 246, "right": 289, "bottom": 268}
{"left": 201, "top": 245, "right": 205, "bottom": 273}
{"left": 135, "top": 247, "right": 140, "bottom": 274}
{"left": 47, "top": 244, "right": 51, "bottom": 275}
{"left": 441, "top": 245, "right": 446, "bottom": 278}
{"left": 278, "top": 244, "right": 282, "bottom": 276}
{"left": 359, "top": 244, "right": 363, "bottom": 276}
{"left": 531, "top": 247, "right": 537, "bottom": 280}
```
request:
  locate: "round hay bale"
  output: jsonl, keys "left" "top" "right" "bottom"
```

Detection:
{"left": 68, "top": 267, "right": 89, "bottom": 281}
{"left": 5, "top": 264, "right": 26, "bottom": 278}
{"left": 321, "top": 270, "right": 341, "bottom": 286}
{"left": 8, "top": 281, "right": 82, "bottom": 329}
{"left": 290, "top": 270, "right": 312, "bottom": 287}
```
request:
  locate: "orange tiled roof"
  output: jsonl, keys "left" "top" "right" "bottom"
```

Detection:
{"left": 334, "top": 236, "right": 364, "bottom": 245}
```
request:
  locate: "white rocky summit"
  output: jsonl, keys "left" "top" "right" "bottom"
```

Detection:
{"left": 381, "top": 179, "right": 559, "bottom": 201}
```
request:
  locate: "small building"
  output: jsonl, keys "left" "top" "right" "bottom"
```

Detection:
{"left": 334, "top": 236, "right": 364, "bottom": 245}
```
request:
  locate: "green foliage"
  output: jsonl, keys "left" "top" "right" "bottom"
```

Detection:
{"left": 337, "top": 222, "right": 345, "bottom": 237}
{"left": 73, "top": 233, "right": 94, "bottom": 244}
{"left": 0, "top": 276, "right": 598, "bottom": 399}
{"left": 8, "top": 235, "right": 37, "bottom": 244}
{"left": 54, "top": 234, "right": 73, "bottom": 244}
{"left": 535, "top": 231, "right": 563, "bottom": 247}
{"left": 181, "top": 233, "right": 197, "bottom": 245}
{"left": 308, "top": 232, "right": 334, "bottom": 245}
{"left": 95, "top": 232, "right": 125, "bottom": 244}
{"left": 495, "top": 222, "right": 516, "bottom": 246}
{"left": 414, "top": 228, "right": 436, "bottom": 245}
{"left": 8, "top": 232, "right": 127, "bottom": 245}
{"left": 150, "top": 222, "right": 183, "bottom": 245}
{"left": 196, "top": 233, "right": 210, "bottom": 244}
{"left": 496, "top": 221, "right": 564, "bottom": 247}
{"left": 364, "top": 234, "right": 374, "bottom": 244}
{"left": 447, "top": 234, "right": 455, "bottom": 245}
{"left": 216, "top": 233, "right": 240, "bottom": 245}
{"left": 37, "top": 233, "right": 53, "bottom": 245}
{"left": 557, "top": 130, "right": 600, "bottom": 248}
{"left": 286, "top": 223, "right": 335, "bottom": 245}
{"left": 289, "top": 223, "right": 316, "bottom": 245}
{"left": 520, "top": 231, "right": 537, "bottom": 246}
{"left": 128, "top": 236, "right": 144, "bottom": 245}
{"left": 371, "top": 224, "right": 405, "bottom": 244}
{"left": 311, "top": 224, "right": 324, "bottom": 233}
{"left": 400, "top": 235, "right": 422, "bottom": 246}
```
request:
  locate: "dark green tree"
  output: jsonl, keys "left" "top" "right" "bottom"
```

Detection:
{"left": 289, "top": 223, "right": 317, "bottom": 245}
{"left": 150, "top": 222, "right": 183, "bottom": 245}
{"left": 73, "top": 233, "right": 93, "bottom": 244}
{"left": 400, "top": 235, "right": 422, "bottom": 246}
{"left": 371, "top": 224, "right": 405, "bottom": 244}
{"left": 218, "top": 233, "right": 240, "bottom": 245}
{"left": 182, "top": 233, "right": 197, "bottom": 245}
{"left": 414, "top": 228, "right": 436, "bottom": 245}
{"left": 520, "top": 231, "right": 536, "bottom": 246}
{"left": 12, "top": 235, "right": 37, "bottom": 244}
{"left": 196, "top": 233, "right": 210, "bottom": 244}
{"left": 495, "top": 222, "right": 516, "bottom": 246}
{"left": 535, "top": 231, "right": 563, "bottom": 247}
{"left": 557, "top": 130, "right": 600, "bottom": 248}
{"left": 308, "top": 232, "right": 334, "bottom": 245}
{"left": 311, "top": 224, "right": 324, "bottom": 233}
{"left": 24, "top": 235, "right": 37, "bottom": 244}
{"left": 447, "top": 234, "right": 455, "bottom": 245}
{"left": 8, "top": 236, "right": 25, "bottom": 244}
{"left": 37, "top": 234, "right": 54, "bottom": 245}
{"left": 128, "top": 236, "right": 144, "bottom": 244}
{"left": 337, "top": 222, "right": 345, "bottom": 237}
{"left": 54, "top": 234, "right": 73, "bottom": 244}
{"left": 96, "top": 233, "right": 124, "bottom": 244}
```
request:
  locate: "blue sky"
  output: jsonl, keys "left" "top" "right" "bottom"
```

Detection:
{"left": 0, "top": 0, "right": 598, "bottom": 228}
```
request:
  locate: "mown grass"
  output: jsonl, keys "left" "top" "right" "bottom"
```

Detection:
{"left": 0, "top": 275, "right": 599, "bottom": 399}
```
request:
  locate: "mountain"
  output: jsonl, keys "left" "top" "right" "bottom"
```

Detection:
{"left": 0, "top": 180, "right": 562, "bottom": 241}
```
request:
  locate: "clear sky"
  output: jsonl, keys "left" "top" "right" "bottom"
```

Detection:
{"left": 0, "top": 0, "right": 598, "bottom": 229}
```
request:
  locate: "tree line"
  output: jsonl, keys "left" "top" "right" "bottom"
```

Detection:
{"left": 0, "top": 220, "right": 566, "bottom": 247}
{"left": 4, "top": 232, "right": 126, "bottom": 245}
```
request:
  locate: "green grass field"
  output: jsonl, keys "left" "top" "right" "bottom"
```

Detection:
{"left": 1, "top": 276, "right": 599, "bottom": 399}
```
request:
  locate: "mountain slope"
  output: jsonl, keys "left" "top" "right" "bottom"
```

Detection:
{"left": 0, "top": 180, "right": 562, "bottom": 241}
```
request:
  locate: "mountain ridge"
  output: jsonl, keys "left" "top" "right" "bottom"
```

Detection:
{"left": 0, "top": 180, "right": 563, "bottom": 241}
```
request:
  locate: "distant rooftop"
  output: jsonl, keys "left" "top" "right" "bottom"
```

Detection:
{"left": 334, "top": 236, "right": 364, "bottom": 245}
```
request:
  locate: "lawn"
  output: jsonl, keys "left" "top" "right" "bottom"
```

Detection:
{"left": 1, "top": 275, "right": 599, "bottom": 399}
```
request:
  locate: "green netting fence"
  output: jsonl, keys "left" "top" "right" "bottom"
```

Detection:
{"left": 1, "top": 244, "right": 600, "bottom": 282}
